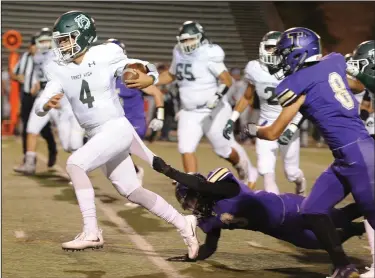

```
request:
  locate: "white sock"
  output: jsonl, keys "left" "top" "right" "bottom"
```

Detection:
{"left": 365, "top": 220, "right": 375, "bottom": 265}
{"left": 66, "top": 164, "right": 98, "bottom": 234}
{"left": 263, "top": 173, "right": 280, "bottom": 194}
{"left": 25, "top": 151, "right": 36, "bottom": 164}
{"left": 128, "top": 187, "right": 186, "bottom": 231}
{"left": 75, "top": 188, "right": 98, "bottom": 234}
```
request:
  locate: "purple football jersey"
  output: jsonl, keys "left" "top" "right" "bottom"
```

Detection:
{"left": 198, "top": 169, "right": 288, "bottom": 234}
{"left": 276, "top": 53, "right": 370, "bottom": 150}
{"left": 116, "top": 78, "right": 145, "bottom": 120}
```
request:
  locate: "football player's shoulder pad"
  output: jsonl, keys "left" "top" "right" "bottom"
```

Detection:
{"left": 207, "top": 44, "right": 225, "bottom": 63}
{"left": 89, "top": 43, "right": 127, "bottom": 63}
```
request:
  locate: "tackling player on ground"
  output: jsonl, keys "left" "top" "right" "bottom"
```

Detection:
{"left": 242, "top": 27, "right": 374, "bottom": 278}
{"left": 152, "top": 158, "right": 365, "bottom": 262}
{"left": 34, "top": 11, "right": 199, "bottom": 258}
{"left": 223, "top": 31, "right": 306, "bottom": 195}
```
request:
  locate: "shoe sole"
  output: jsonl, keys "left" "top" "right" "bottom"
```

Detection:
{"left": 62, "top": 245, "right": 103, "bottom": 252}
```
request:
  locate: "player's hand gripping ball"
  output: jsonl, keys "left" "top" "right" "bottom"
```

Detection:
{"left": 122, "top": 63, "right": 148, "bottom": 81}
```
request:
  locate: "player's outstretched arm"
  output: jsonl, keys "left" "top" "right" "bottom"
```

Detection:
{"left": 34, "top": 80, "right": 64, "bottom": 117}
{"left": 246, "top": 95, "right": 306, "bottom": 141}
{"left": 196, "top": 228, "right": 221, "bottom": 260}
{"left": 167, "top": 228, "right": 221, "bottom": 262}
{"left": 152, "top": 156, "right": 240, "bottom": 198}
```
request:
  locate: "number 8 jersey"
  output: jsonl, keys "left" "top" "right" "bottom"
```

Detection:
{"left": 169, "top": 43, "right": 227, "bottom": 111}
{"left": 244, "top": 60, "right": 282, "bottom": 125}
{"left": 37, "top": 43, "right": 150, "bottom": 131}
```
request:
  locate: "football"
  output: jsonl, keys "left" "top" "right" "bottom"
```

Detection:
{"left": 123, "top": 63, "right": 148, "bottom": 81}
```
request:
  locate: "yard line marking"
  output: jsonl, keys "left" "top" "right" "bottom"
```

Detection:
{"left": 35, "top": 151, "right": 190, "bottom": 278}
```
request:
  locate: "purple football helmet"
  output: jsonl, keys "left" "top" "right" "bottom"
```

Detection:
{"left": 107, "top": 38, "right": 126, "bottom": 54}
{"left": 175, "top": 174, "right": 214, "bottom": 218}
{"left": 274, "top": 27, "right": 322, "bottom": 79}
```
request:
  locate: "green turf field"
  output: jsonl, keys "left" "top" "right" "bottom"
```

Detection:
{"left": 2, "top": 137, "right": 371, "bottom": 278}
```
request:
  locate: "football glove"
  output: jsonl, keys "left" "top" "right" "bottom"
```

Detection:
{"left": 242, "top": 123, "right": 258, "bottom": 139}
{"left": 148, "top": 107, "right": 164, "bottom": 131}
{"left": 223, "top": 120, "right": 234, "bottom": 140}
{"left": 346, "top": 64, "right": 360, "bottom": 77}
{"left": 206, "top": 93, "right": 221, "bottom": 109}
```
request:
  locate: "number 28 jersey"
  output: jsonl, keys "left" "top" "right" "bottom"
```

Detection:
{"left": 244, "top": 60, "right": 281, "bottom": 124}
{"left": 169, "top": 44, "right": 227, "bottom": 111}
{"left": 38, "top": 43, "right": 151, "bottom": 130}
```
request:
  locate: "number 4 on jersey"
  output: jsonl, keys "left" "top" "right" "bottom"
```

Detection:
{"left": 80, "top": 79, "right": 95, "bottom": 108}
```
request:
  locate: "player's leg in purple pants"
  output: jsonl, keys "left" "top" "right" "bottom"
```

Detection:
{"left": 332, "top": 137, "right": 375, "bottom": 229}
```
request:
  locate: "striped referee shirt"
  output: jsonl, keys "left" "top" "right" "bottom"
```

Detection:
{"left": 13, "top": 51, "right": 34, "bottom": 94}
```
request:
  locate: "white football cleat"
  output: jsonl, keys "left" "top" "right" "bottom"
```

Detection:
{"left": 361, "top": 264, "right": 374, "bottom": 278}
{"left": 179, "top": 215, "right": 199, "bottom": 259}
{"left": 13, "top": 162, "right": 36, "bottom": 175}
{"left": 62, "top": 229, "right": 104, "bottom": 251}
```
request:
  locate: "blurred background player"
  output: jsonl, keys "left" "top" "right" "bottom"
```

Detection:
{"left": 223, "top": 31, "right": 306, "bottom": 196}
{"left": 157, "top": 21, "right": 256, "bottom": 186}
{"left": 15, "top": 28, "right": 85, "bottom": 175}
{"left": 12, "top": 30, "right": 58, "bottom": 174}
{"left": 243, "top": 27, "right": 375, "bottom": 278}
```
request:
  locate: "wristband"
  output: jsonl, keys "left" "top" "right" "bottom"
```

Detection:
{"left": 230, "top": 111, "right": 240, "bottom": 122}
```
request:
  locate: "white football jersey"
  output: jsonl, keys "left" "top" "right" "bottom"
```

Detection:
{"left": 169, "top": 43, "right": 227, "bottom": 111}
{"left": 244, "top": 60, "right": 282, "bottom": 124}
{"left": 37, "top": 43, "right": 151, "bottom": 130}
{"left": 33, "top": 50, "right": 56, "bottom": 83}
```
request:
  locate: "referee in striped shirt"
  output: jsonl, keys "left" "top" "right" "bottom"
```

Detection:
{"left": 11, "top": 34, "right": 57, "bottom": 171}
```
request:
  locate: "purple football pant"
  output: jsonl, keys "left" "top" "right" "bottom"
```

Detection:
{"left": 301, "top": 136, "right": 375, "bottom": 229}
{"left": 127, "top": 117, "right": 147, "bottom": 139}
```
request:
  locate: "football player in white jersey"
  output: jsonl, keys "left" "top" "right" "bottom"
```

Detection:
{"left": 157, "top": 21, "right": 257, "bottom": 186}
{"left": 15, "top": 28, "right": 85, "bottom": 175}
{"left": 34, "top": 11, "right": 199, "bottom": 257}
{"left": 347, "top": 41, "right": 375, "bottom": 278}
{"left": 223, "top": 31, "right": 306, "bottom": 196}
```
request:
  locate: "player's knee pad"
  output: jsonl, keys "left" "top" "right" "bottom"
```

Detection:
{"left": 284, "top": 167, "right": 303, "bottom": 183}
{"left": 213, "top": 145, "right": 232, "bottom": 159}
{"left": 66, "top": 152, "right": 88, "bottom": 172}
{"left": 178, "top": 141, "right": 198, "bottom": 154}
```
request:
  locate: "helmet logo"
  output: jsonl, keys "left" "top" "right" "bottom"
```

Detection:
{"left": 368, "top": 49, "right": 375, "bottom": 63}
{"left": 74, "top": 14, "right": 91, "bottom": 30}
{"left": 287, "top": 32, "right": 304, "bottom": 49}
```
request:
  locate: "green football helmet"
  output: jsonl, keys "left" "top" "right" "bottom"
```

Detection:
{"left": 347, "top": 40, "right": 374, "bottom": 76}
{"left": 259, "top": 31, "right": 282, "bottom": 66}
{"left": 176, "top": 21, "right": 208, "bottom": 54}
{"left": 52, "top": 11, "right": 97, "bottom": 62}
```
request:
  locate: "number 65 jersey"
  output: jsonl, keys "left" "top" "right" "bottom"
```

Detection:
{"left": 36, "top": 43, "right": 151, "bottom": 131}
{"left": 244, "top": 60, "right": 282, "bottom": 125}
{"left": 169, "top": 44, "right": 227, "bottom": 111}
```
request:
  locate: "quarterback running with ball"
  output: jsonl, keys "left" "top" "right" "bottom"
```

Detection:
{"left": 34, "top": 11, "right": 199, "bottom": 258}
